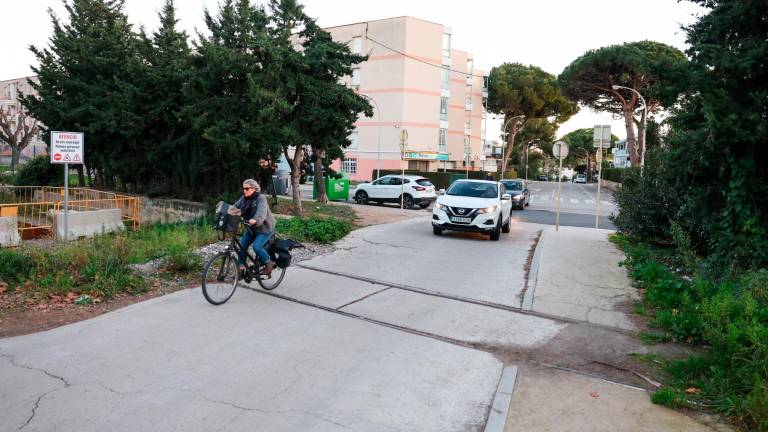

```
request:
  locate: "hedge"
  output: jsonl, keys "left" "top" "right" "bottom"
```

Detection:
{"left": 602, "top": 167, "right": 639, "bottom": 184}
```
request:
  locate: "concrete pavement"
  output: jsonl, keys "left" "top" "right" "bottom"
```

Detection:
{"left": 0, "top": 289, "right": 502, "bottom": 432}
{"left": 525, "top": 226, "right": 639, "bottom": 331}
{"left": 0, "top": 212, "right": 724, "bottom": 431}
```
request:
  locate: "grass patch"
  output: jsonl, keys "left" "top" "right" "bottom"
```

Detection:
{"left": 639, "top": 332, "right": 673, "bottom": 345}
{"left": 276, "top": 217, "right": 352, "bottom": 244}
{"left": 0, "top": 220, "right": 218, "bottom": 300}
{"left": 614, "top": 234, "right": 768, "bottom": 431}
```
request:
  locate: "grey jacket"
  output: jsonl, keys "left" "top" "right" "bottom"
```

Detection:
{"left": 234, "top": 194, "right": 276, "bottom": 234}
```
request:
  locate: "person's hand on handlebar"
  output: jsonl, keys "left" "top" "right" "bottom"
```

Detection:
{"left": 247, "top": 219, "right": 257, "bottom": 226}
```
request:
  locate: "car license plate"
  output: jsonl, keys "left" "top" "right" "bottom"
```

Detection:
{"left": 427, "top": 188, "right": 434, "bottom": 193}
{"left": 451, "top": 216, "right": 472, "bottom": 223}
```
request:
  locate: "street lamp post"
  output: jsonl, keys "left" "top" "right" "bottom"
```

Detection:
{"left": 611, "top": 85, "right": 647, "bottom": 174}
{"left": 361, "top": 93, "right": 382, "bottom": 180}
{"left": 500, "top": 115, "right": 525, "bottom": 180}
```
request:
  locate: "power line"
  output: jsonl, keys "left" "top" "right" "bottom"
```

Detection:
{"left": 363, "top": 33, "right": 489, "bottom": 80}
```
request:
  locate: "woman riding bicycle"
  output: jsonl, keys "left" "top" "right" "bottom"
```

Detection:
{"left": 235, "top": 179, "right": 276, "bottom": 276}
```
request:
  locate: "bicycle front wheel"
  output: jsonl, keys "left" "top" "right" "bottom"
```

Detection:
{"left": 202, "top": 252, "right": 239, "bottom": 305}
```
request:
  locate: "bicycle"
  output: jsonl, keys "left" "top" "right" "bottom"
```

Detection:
{"left": 201, "top": 221, "right": 302, "bottom": 305}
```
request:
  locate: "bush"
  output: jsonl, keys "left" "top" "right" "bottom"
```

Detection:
{"left": 276, "top": 217, "right": 351, "bottom": 244}
{"left": 602, "top": 167, "right": 639, "bottom": 183}
{"left": 616, "top": 236, "right": 768, "bottom": 430}
{"left": 0, "top": 249, "right": 32, "bottom": 286}
{"left": 14, "top": 155, "right": 62, "bottom": 186}
{"left": 610, "top": 154, "right": 672, "bottom": 240}
{"left": 0, "top": 170, "right": 16, "bottom": 185}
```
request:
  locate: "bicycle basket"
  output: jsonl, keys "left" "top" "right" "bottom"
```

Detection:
{"left": 214, "top": 202, "right": 240, "bottom": 233}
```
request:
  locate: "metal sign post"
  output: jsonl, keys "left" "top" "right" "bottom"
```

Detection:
{"left": 552, "top": 141, "right": 569, "bottom": 232}
{"left": 592, "top": 125, "right": 610, "bottom": 229}
{"left": 595, "top": 148, "right": 604, "bottom": 229}
{"left": 399, "top": 129, "right": 408, "bottom": 213}
{"left": 50, "top": 131, "right": 84, "bottom": 242}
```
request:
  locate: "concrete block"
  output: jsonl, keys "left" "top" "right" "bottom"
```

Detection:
{"left": 56, "top": 209, "right": 123, "bottom": 240}
{"left": 0, "top": 215, "right": 21, "bottom": 247}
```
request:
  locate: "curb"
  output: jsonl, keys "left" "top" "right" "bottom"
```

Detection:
{"left": 522, "top": 228, "right": 548, "bottom": 310}
{"left": 484, "top": 366, "right": 519, "bottom": 432}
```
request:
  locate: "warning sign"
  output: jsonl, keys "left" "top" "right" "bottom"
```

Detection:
{"left": 50, "top": 131, "right": 84, "bottom": 165}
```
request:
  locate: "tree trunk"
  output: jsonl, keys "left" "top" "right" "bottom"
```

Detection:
{"left": 586, "top": 152, "right": 592, "bottom": 183}
{"left": 285, "top": 147, "right": 304, "bottom": 217}
{"left": 76, "top": 165, "right": 85, "bottom": 186}
{"left": 10, "top": 146, "right": 20, "bottom": 171}
{"left": 314, "top": 148, "right": 328, "bottom": 204}
{"left": 502, "top": 129, "right": 517, "bottom": 177}
{"left": 623, "top": 106, "right": 639, "bottom": 166}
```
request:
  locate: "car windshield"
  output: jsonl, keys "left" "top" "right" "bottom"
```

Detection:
{"left": 416, "top": 179, "right": 433, "bottom": 187}
{"left": 501, "top": 181, "right": 523, "bottom": 191}
{"left": 446, "top": 182, "right": 498, "bottom": 198}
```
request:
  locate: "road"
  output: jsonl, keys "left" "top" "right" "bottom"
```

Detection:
{"left": 300, "top": 180, "right": 618, "bottom": 230}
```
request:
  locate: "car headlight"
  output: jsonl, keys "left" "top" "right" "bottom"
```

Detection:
{"left": 478, "top": 205, "right": 497, "bottom": 214}
{"left": 434, "top": 202, "right": 445, "bottom": 211}
{"left": 513, "top": 194, "right": 524, "bottom": 200}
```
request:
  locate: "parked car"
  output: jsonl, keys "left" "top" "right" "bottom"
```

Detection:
{"left": 432, "top": 180, "right": 513, "bottom": 241}
{"left": 500, "top": 179, "right": 529, "bottom": 210}
{"left": 573, "top": 174, "right": 587, "bottom": 184}
{"left": 537, "top": 174, "right": 548, "bottom": 181}
{"left": 354, "top": 175, "right": 436, "bottom": 209}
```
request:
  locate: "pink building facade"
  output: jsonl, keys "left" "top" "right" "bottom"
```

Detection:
{"left": 324, "top": 17, "right": 489, "bottom": 181}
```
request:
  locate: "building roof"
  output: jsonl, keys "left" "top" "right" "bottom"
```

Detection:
{"left": 323, "top": 16, "right": 445, "bottom": 30}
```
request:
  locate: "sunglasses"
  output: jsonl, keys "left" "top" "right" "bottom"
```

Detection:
{"left": 243, "top": 187, "right": 252, "bottom": 191}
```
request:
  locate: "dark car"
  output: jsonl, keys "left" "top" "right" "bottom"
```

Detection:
{"left": 500, "top": 179, "right": 529, "bottom": 210}
{"left": 537, "top": 174, "right": 547, "bottom": 181}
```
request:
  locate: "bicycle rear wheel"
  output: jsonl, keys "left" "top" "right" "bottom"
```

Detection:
{"left": 257, "top": 265, "right": 286, "bottom": 291}
{"left": 202, "top": 252, "right": 239, "bottom": 305}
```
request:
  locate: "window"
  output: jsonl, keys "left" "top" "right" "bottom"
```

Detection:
{"left": 342, "top": 158, "right": 357, "bottom": 174}
{"left": 466, "top": 96, "right": 472, "bottom": 111}
{"left": 441, "top": 66, "right": 450, "bottom": 90}
{"left": 348, "top": 131, "right": 359, "bottom": 149}
{"left": 442, "top": 33, "right": 451, "bottom": 57}
{"left": 466, "top": 59, "right": 473, "bottom": 73}
{"left": 351, "top": 68, "right": 361, "bottom": 86}
{"left": 465, "top": 119, "right": 471, "bottom": 135}
{"left": 351, "top": 36, "right": 363, "bottom": 54}
{"left": 440, "top": 97, "right": 448, "bottom": 120}
{"left": 438, "top": 128, "right": 447, "bottom": 152}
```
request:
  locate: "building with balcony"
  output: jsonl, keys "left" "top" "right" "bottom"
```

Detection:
{"left": 0, "top": 77, "right": 47, "bottom": 165}
{"left": 325, "top": 16, "right": 488, "bottom": 181}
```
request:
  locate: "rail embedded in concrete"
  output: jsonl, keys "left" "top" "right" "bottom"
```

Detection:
{"left": 0, "top": 186, "right": 141, "bottom": 243}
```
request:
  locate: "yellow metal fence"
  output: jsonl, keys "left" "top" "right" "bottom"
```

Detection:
{"left": 0, "top": 186, "right": 141, "bottom": 241}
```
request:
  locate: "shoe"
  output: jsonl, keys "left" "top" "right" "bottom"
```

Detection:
{"left": 262, "top": 261, "right": 275, "bottom": 276}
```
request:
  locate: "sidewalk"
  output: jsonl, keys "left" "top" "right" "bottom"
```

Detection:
{"left": 525, "top": 226, "right": 639, "bottom": 331}
{"left": 504, "top": 225, "right": 724, "bottom": 432}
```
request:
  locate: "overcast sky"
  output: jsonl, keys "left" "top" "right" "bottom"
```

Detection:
{"left": 2, "top": 0, "right": 705, "bottom": 141}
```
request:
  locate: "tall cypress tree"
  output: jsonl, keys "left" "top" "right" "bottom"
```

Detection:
{"left": 24, "top": 0, "right": 141, "bottom": 188}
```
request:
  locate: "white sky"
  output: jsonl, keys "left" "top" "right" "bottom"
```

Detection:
{"left": 2, "top": 0, "right": 705, "bottom": 141}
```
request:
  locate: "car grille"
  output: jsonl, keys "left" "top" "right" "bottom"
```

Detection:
{"left": 446, "top": 207, "right": 479, "bottom": 218}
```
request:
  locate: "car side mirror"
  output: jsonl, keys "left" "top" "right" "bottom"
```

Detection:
{"left": 502, "top": 193, "right": 512, "bottom": 200}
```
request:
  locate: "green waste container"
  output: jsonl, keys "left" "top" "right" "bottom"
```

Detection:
{"left": 312, "top": 172, "right": 350, "bottom": 201}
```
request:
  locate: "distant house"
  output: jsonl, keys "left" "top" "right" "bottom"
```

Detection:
{"left": 611, "top": 139, "right": 630, "bottom": 168}
{"left": 0, "top": 76, "right": 47, "bottom": 166}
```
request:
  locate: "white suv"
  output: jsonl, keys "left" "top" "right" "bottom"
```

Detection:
{"left": 354, "top": 175, "right": 437, "bottom": 209}
{"left": 432, "top": 180, "right": 513, "bottom": 241}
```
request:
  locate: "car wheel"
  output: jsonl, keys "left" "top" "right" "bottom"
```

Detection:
{"left": 402, "top": 194, "right": 414, "bottom": 210}
{"left": 433, "top": 226, "right": 443, "bottom": 235}
{"left": 502, "top": 217, "right": 511, "bottom": 233}
{"left": 490, "top": 217, "right": 501, "bottom": 241}
{"left": 525, "top": 201, "right": 529, "bottom": 207}
{"left": 419, "top": 202, "right": 430, "bottom": 209}
{"left": 355, "top": 190, "right": 369, "bottom": 205}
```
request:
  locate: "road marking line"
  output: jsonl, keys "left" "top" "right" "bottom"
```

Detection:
{"left": 569, "top": 198, "right": 579, "bottom": 204}
{"left": 483, "top": 366, "right": 519, "bottom": 432}
{"left": 601, "top": 201, "right": 612, "bottom": 206}
{"left": 585, "top": 199, "right": 595, "bottom": 204}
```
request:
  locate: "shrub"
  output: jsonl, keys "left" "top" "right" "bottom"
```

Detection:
{"left": 276, "top": 217, "right": 351, "bottom": 244}
{"left": 14, "top": 155, "right": 62, "bottom": 186}
{"left": 610, "top": 154, "right": 672, "bottom": 240}
{"left": 0, "top": 249, "right": 32, "bottom": 286}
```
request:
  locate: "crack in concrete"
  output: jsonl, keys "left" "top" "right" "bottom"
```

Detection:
{"left": 0, "top": 352, "right": 71, "bottom": 430}
{"left": 256, "top": 357, "right": 313, "bottom": 404}
{"left": 202, "top": 394, "right": 351, "bottom": 430}
{"left": 361, "top": 238, "right": 417, "bottom": 250}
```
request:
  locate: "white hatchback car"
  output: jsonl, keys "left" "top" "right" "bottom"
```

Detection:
{"left": 573, "top": 174, "right": 587, "bottom": 184}
{"left": 432, "top": 180, "right": 513, "bottom": 241}
{"left": 354, "top": 175, "right": 437, "bottom": 209}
